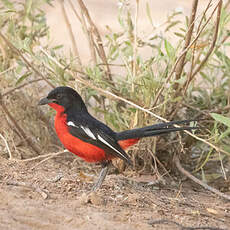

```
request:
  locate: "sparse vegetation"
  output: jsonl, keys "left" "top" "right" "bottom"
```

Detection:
{"left": 0, "top": 0, "right": 230, "bottom": 200}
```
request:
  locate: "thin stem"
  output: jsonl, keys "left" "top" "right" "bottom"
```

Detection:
{"left": 60, "top": 0, "right": 83, "bottom": 70}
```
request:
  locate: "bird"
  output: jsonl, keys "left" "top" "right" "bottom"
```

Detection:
{"left": 39, "top": 86, "right": 197, "bottom": 191}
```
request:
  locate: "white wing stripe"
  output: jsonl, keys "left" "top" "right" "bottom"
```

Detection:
{"left": 67, "top": 121, "right": 76, "bottom": 127}
{"left": 97, "top": 134, "right": 124, "bottom": 157}
{"left": 67, "top": 121, "right": 96, "bottom": 140}
{"left": 81, "top": 126, "right": 97, "bottom": 140}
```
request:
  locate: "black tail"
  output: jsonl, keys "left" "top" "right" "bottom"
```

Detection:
{"left": 116, "top": 119, "right": 198, "bottom": 140}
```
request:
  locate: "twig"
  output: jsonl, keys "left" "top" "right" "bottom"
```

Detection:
{"left": 174, "top": 154, "right": 230, "bottom": 201}
{"left": 0, "top": 66, "right": 14, "bottom": 76}
{"left": 0, "top": 133, "right": 12, "bottom": 160}
{"left": 183, "top": 0, "right": 213, "bottom": 95}
{"left": 189, "top": 0, "right": 222, "bottom": 84}
{"left": 18, "top": 150, "right": 68, "bottom": 162}
{"left": 77, "top": 0, "right": 112, "bottom": 81}
{"left": 4, "top": 181, "right": 48, "bottom": 199}
{"left": 68, "top": 0, "right": 83, "bottom": 23}
{"left": 0, "top": 93, "right": 40, "bottom": 154}
{"left": 174, "top": 0, "right": 198, "bottom": 90}
{"left": 69, "top": 0, "right": 97, "bottom": 65}
{"left": 0, "top": 32, "right": 55, "bottom": 88}
{"left": 59, "top": 0, "right": 83, "bottom": 70}
{"left": 218, "top": 151, "right": 227, "bottom": 180}
{"left": 152, "top": 0, "right": 221, "bottom": 107}
{"left": 2, "top": 78, "right": 43, "bottom": 97}
{"left": 30, "top": 151, "right": 67, "bottom": 170}
{"left": 132, "top": 0, "right": 139, "bottom": 92}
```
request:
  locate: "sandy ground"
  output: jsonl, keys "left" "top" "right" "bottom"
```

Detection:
{"left": 1, "top": 1, "right": 230, "bottom": 230}
{"left": 0, "top": 154, "right": 230, "bottom": 230}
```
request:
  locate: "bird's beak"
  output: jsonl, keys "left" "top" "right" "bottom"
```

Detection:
{"left": 38, "top": 97, "right": 56, "bottom": 105}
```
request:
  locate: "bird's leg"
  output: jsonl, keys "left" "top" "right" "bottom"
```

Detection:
{"left": 91, "top": 161, "right": 111, "bottom": 191}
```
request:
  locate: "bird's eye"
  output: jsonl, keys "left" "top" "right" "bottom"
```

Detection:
{"left": 56, "top": 94, "right": 61, "bottom": 100}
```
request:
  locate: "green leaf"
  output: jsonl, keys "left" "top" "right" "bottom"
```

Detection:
{"left": 166, "top": 21, "right": 180, "bottom": 32}
{"left": 210, "top": 113, "right": 230, "bottom": 128}
{"left": 16, "top": 72, "right": 32, "bottom": 85}
{"left": 2, "top": 0, "right": 14, "bottom": 9}
{"left": 25, "top": 0, "right": 33, "bottom": 17}
{"left": 174, "top": 32, "right": 184, "bottom": 38}
{"left": 164, "top": 39, "right": 175, "bottom": 59}
{"left": 146, "top": 3, "right": 154, "bottom": 27}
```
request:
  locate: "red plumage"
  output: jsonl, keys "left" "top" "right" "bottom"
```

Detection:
{"left": 49, "top": 102, "right": 139, "bottom": 163}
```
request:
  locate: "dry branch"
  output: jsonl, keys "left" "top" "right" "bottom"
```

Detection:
{"left": 190, "top": 0, "right": 222, "bottom": 80}
{"left": 77, "top": 0, "right": 112, "bottom": 81}
{"left": 60, "top": 0, "right": 83, "bottom": 70}
{"left": 0, "top": 93, "right": 40, "bottom": 155}
{"left": 152, "top": 0, "right": 221, "bottom": 107}
{"left": 2, "top": 79, "right": 43, "bottom": 97}
{"left": 174, "top": 154, "right": 230, "bottom": 201}
{"left": 0, "top": 32, "right": 55, "bottom": 88}
{"left": 69, "top": 0, "right": 97, "bottom": 65}
{"left": 174, "top": 0, "right": 198, "bottom": 89}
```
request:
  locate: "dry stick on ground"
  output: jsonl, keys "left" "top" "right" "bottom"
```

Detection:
{"left": 174, "top": 154, "right": 230, "bottom": 201}
{"left": 174, "top": 0, "right": 198, "bottom": 91}
{"left": 0, "top": 32, "right": 55, "bottom": 88}
{"left": 18, "top": 150, "right": 68, "bottom": 162}
{"left": 77, "top": 0, "right": 112, "bottom": 81}
{"left": 0, "top": 93, "right": 40, "bottom": 155}
{"left": 60, "top": 0, "right": 83, "bottom": 71}
{"left": 30, "top": 151, "right": 67, "bottom": 170}
{"left": 152, "top": 1, "right": 221, "bottom": 108}
{"left": 4, "top": 181, "right": 48, "bottom": 199}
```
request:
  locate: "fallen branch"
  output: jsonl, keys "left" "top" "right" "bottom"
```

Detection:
{"left": 174, "top": 154, "right": 230, "bottom": 201}
{"left": 18, "top": 150, "right": 68, "bottom": 162}
{"left": 30, "top": 151, "right": 67, "bottom": 170}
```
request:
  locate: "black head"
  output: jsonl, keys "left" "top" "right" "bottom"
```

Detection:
{"left": 38, "top": 86, "right": 87, "bottom": 112}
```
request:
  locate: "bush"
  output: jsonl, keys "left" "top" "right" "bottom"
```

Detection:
{"left": 0, "top": 0, "right": 229, "bottom": 185}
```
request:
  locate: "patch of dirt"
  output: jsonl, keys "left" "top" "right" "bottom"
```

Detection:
{"left": 0, "top": 155, "right": 229, "bottom": 230}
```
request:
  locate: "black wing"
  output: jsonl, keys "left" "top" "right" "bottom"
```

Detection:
{"left": 66, "top": 116, "right": 132, "bottom": 165}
